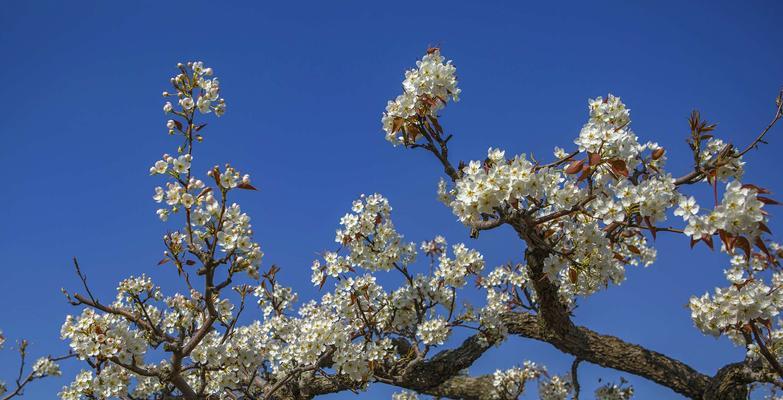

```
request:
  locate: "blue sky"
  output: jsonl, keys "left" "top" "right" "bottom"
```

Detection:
{"left": 0, "top": 1, "right": 781, "bottom": 398}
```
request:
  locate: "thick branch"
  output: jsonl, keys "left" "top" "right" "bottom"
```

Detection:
{"left": 502, "top": 311, "right": 710, "bottom": 399}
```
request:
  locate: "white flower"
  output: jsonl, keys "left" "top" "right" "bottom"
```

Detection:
{"left": 179, "top": 97, "right": 195, "bottom": 110}
{"left": 172, "top": 155, "right": 191, "bottom": 174}
{"left": 416, "top": 317, "right": 450, "bottom": 345}
{"left": 32, "top": 357, "right": 61, "bottom": 377}
{"left": 674, "top": 195, "right": 700, "bottom": 221}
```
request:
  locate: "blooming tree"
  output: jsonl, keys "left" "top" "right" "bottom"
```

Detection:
{"left": 3, "top": 50, "right": 783, "bottom": 400}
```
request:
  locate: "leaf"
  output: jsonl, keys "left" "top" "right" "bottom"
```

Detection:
{"left": 755, "top": 236, "right": 771, "bottom": 259}
{"left": 157, "top": 257, "right": 170, "bottom": 266}
{"left": 757, "top": 196, "right": 780, "bottom": 205}
{"left": 734, "top": 236, "right": 751, "bottom": 261}
{"left": 210, "top": 166, "right": 222, "bottom": 186}
{"left": 427, "top": 115, "right": 444, "bottom": 134}
{"left": 651, "top": 147, "right": 665, "bottom": 160}
{"left": 194, "top": 123, "right": 208, "bottom": 132}
{"left": 742, "top": 183, "right": 771, "bottom": 194}
{"left": 577, "top": 167, "right": 591, "bottom": 183}
{"left": 759, "top": 222, "right": 772, "bottom": 234}
{"left": 237, "top": 182, "right": 258, "bottom": 191}
{"left": 588, "top": 152, "right": 601, "bottom": 166}
{"left": 568, "top": 268, "right": 578, "bottom": 284}
{"left": 565, "top": 159, "right": 585, "bottom": 174}
{"left": 403, "top": 124, "right": 421, "bottom": 143}
{"left": 173, "top": 120, "right": 183, "bottom": 130}
{"left": 702, "top": 234, "right": 714, "bottom": 250}
{"left": 627, "top": 245, "right": 641, "bottom": 255}
{"left": 185, "top": 260, "right": 196, "bottom": 266}
{"left": 608, "top": 159, "right": 629, "bottom": 178}
{"left": 644, "top": 217, "right": 657, "bottom": 240}
{"left": 718, "top": 229, "right": 733, "bottom": 251}
{"left": 391, "top": 117, "right": 405, "bottom": 134}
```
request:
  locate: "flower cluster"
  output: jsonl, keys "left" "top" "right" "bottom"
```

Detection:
{"left": 163, "top": 61, "right": 225, "bottom": 117}
{"left": 32, "top": 357, "right": 62, "bottom": 378}
{"left": 311, "top": 194, "right": 416, "bottom": 285}
{"left": 416, "top": 317, "right": 450, "bottom": 346}
{"left": 681, "top": 181, "right": 766, "bottom": 239}
{"left": 434, "top": 242, "right": 485, "bottom": 287}
{"left": 491, "top": 361, "right": 546, "bottom": 399}
{"left": 689, "top": 258, "right": 783, "bottom": 337}
{"left": 595, "top": 379, "right": 635, "bottom": 400}
{"left": 575, "top": 94, "right": 640, "bottom": 165}
{"left": 58, "top": 367, "right": 130, "bottom": 400}
{"left": 392, "top": 391, "right": 419, "bottom": 400}
{"left": 538, "top": 375, "right": 573, "bottom": 400}
{"left": 60, "top": 309, "right": 147, "bottom": 364}
{"left": 700, "top": 137, "right": 745, "bottom": 181}
{"left": 421, "top": 235, "right": 447, "bottom": 257}
{"left": 382, "top": 49, "right": 459, "bottom": 145}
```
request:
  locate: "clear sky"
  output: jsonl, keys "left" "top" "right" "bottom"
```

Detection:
{"left": 1, "top": 1, "right": 781, "bottom": 398}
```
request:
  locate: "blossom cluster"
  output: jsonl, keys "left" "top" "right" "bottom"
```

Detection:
{"left": 575, "top": 94, "right": 639, "bottom": 165}
{"left": 416, "top": 317, "right": 450, "bottom": 346}
{"left": 162, "top": 61, "right": 225, "bottom": 117}
{"left": 382, "top": 49, "right": 460, "bottom": 145}
{"left": 392, "top": 390, "right": 419, "bottom": 400}
{"left": 32, "top": 357, "right": 62, "bottom": 377}
{"left": 59, "top": 367, "right": 130, "bottom": 400}
{"left": 311, "top": 194, "right": 417, "bottom": 285}
{"left": 594, "top": 379, "right": 635, "bottom": 400}
{"left": 435, "top": 93, "right": 679, "bottom": 301}
{"left": 700, "top": 137, "right": 745, "bottom": 181}
{"left": 538, "top": 375, "right": 573, "bottom": 400}
{"left": 491, "top": 361, "right": 546, "bottom": 399}
{"left": 680, "top": 181, "right": 766, "bottom": 239}
{"left": 60, "top": 309, "right": 147, "bottom": 364}
{"left": 689, "top": 256, "right": 783, "bottom": 337}
{"left": 434, "top": 243, "right": 485, "bottom": 287}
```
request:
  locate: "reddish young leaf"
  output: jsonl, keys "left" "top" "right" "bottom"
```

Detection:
{"left": 608, "top": 159, "right": 629, "bottom": 178}
{"left": 742, "top": 183, "right": 771, "bottom": 194}
{"left": 391, "top": 117, "right": 404, "bottom": 134}
{"left": 427, "top": 115, "right": 444, "bottom": 134}
{"left": 734, "top": 236, "right": 751, "bottom": 261}
{"left": 237, "top": 182, "right": 258, "bottom": 190}
{"left": 588, "top": 152, "right": 601, "bottom": 166}
{"left": 644, "top": 217, "right": 657, "bottom": 240}
{"left": 755, "top": 236, "right": 771, "bottom": 259}
{"left": 651, "top": 147, "right": 665, "bottom": 160}
{"left": 568, "top": 268, "right": 578, "bottom": 284}
{"left": 565, "top": 159, "right": 585, "bottom": 174}
{"left": 757, "top": 196, "right": 781, "bottom": 205}
{"left": 577, "top": 167, "right": 591, "bottom": 183}
{"left": 718, "top": 229, "right": 734, "bottom": 252}
{"left": 702, "top": 234, "right": 714, "bottom": 250}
